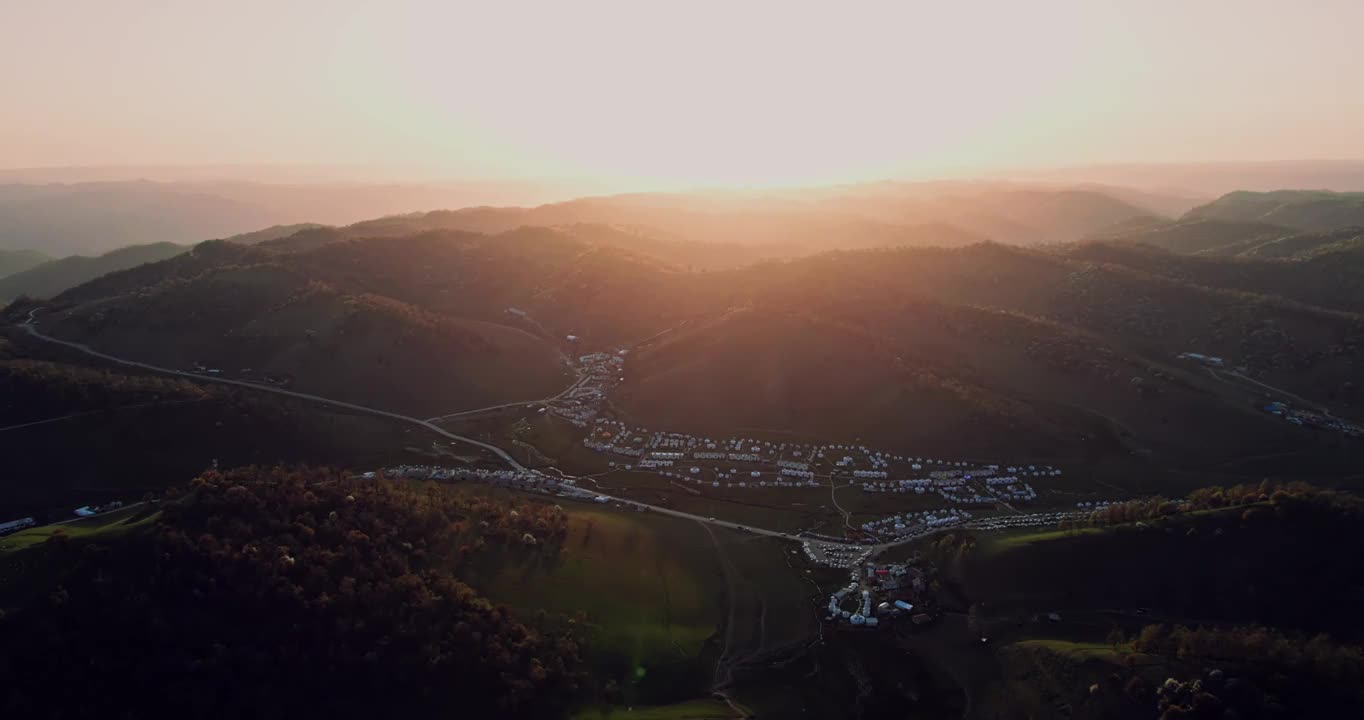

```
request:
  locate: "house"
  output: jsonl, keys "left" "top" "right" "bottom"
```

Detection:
{"left": 0, "top": 517, "right": 37, "bottom": 535}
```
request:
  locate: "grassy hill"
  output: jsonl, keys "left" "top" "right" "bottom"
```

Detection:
{"left": 222, "top": 222, "right": 329, "bottom": 245}
{"left": 1062, "top": 240, "right": 1364, "bottom": 319}
{"left": 1092, "top": 218, "right": 1291, "bottom": 255}
{"left": 37, "top": 253, "right": 570, "bottom": 417}
{"left": 949, "top": 484, "right": 1364, "bottom": 719}
{"left": 1185, "top": 190, "right": 1364, "bottom": 231}
{"left": 241, "top": 183, "right": 1161, "bottom": 259}
{"left": 1091, "top": 214, "right": 1364, "bottom": 260}
{"left": 1234, "top": 226, "right": 1364, "bottom": 259}
{"left": 616, "top": 274, "right": 1347, "bottom": 477}
{"left": 0, "top": 241, "right": 188, "bottom": 302}
{"left": 0, "top": 467, "right": 589, "bottom": 719}
{"left": 0, "top": 338, "right": 501, "bottom": 517}
{"left": 21, "top": 228, "right": 1363, "bottom": 477}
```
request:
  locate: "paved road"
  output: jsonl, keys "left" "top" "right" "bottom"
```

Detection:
{"left": 17, "top": 308, "right": 875, "bottom": 550}
{"left": 424, "top": 366, "right": 591, "bottom": 423}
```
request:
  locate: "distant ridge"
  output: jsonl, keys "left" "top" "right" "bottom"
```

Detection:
{"left": 0, "top": 242, "right": 187, "bottom": 301}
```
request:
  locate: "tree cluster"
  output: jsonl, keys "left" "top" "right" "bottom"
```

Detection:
{"left": 0, "top": 466, "right": 582, "bottom": 719}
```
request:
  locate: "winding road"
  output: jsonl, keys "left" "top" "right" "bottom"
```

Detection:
{"left": 16, "top": 308, "right": 890, "bottom": 550}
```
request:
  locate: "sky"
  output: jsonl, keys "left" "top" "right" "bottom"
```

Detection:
{"left": 3, "top": 0, "right": 1362, "bottom": 187}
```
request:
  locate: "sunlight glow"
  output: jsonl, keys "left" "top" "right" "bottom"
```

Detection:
{"left": 2, "top": 0, "right": 1361, "bottom": 186}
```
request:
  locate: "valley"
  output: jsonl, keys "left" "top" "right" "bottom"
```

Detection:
{"left": 3, "top": 183, "right": 1363, "bottom": 720}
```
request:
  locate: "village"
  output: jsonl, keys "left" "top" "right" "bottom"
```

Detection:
{"left": 1263, "top": 401, "right": 1362, "bottom": 436}
{"left": 825, "top": 562, "right": 936, "bottom": 629}
{"left": 577, "top": 415, "right": 1060, "bottom": 508}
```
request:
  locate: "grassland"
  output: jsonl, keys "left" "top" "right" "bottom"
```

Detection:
{"left": 975, "top": 526, "right": 1108, "bottom": 556}
{"left": 1011, "top": 638, "right": 1127, "bottom": 662}
{"left": 468, "top": 502, "right": 726, "bottom": 705}
{"left": 571, "top": 699, "right": 737, "bottom": 720}
{"left": 0, "top": 504, "right": 159, "bottom": 554}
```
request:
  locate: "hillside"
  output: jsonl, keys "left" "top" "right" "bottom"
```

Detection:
{"left": 19, "top": 227, "right": 1363, "bottom": 478}
{"left": 0, "top": 248, "right": 51, "bottom": 278}
{"left": 0, "top": 467, "right": 585, "bottom": 719}
{"left": 0, "top": 181, "right": 275, "bottom": 255}
{"left": 1062, "top": 241, "right": 1364, "bottom": 317}
{"left": 1185, "top": 190, "right": 1364, "bottom": 231}
{"left": 1092, "top": 218, "right": 1291, "bottom": 255}
{"left": 616, "top": 262, "right": 1350, "bottom": 474}
{"left": 222, "top": 222, "right": 329, "bottom": 245}
{"left": 271, "top": 184, "right": 1160, "bottom": 259}
{"left": 38, "top": 261, "right": 571, "bottom": 417}
{"left": 1235, "top": 226, "right": 1364, "bottom": 259}
{"left": 922, "top": 189, "right": 1161, "bottom": 244}
{"left": 0, "top": 242, "right": 188, "bottom": 302}
{"left": 0, "top": 179, "right": 578, "bottom": 256}
{"left": 0, "top": 339, "right": 491, "bottom": 517}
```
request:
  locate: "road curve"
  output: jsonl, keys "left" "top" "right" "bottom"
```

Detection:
{"left": 16, "top": 309, "right": 877, "bottom": 550}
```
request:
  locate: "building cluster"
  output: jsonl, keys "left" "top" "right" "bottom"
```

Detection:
{"left": 0, "top": 517, "right": 36, "bottom": 536}
{"left": 828, "top": 584, "right": 880, "bottom": 627}
{"left": 581, "top": 417, "right": 1064, "bottom": 507}
{"left": 380, "top": 464, "right": 582, "bottom": 496}
{"left": 548, "top": 351, "right": 627, "bottom": 427}
{"left": 1263, "top": 401, "right": 1361, "bottom": 436}
{"left": 858, "top": 466, "right": 1052, "bottom": 506}
{"left": 803, "top": 540, "right": 871, "bottom": 569}
{"left": 1177, "top": 351, "right": 1226, "bottom": 367}
{"left": 969, "top": 510, "right": 1089, "bottom": 531}
{"left": 860, "top": 508, "right": 974, "bottom": 541}
{"left": 826, "top": 563, "right": 931, "bottom": 629}
{"left": 73, "top": 500, "right": 123, "bottom": 517}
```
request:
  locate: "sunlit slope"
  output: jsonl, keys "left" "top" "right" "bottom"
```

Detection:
{"left": 39, "top": 242, "right": 569, "bottom": 417}
{"left": 1185, "top": 190, "right": 1364, "bottom": 231}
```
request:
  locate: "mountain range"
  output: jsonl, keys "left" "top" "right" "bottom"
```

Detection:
{"left": 11, "top": 198, "right": 1361, "bottom": 483}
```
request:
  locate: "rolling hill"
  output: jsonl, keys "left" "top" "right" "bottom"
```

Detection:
{"left": 0, "top": 179, "right": 581, "bottom": 256}
{"left": 1185, "top": 190, "right": 1364, "bottom": 231}
{"left": 0, "top": 242, "right": 189, "bottom": 302}
{"left": 1091, "top": 218, "right": 1292, "bottom": 255}
{"left": 1062, "top": 241, "right": 1364, "bottom": 317}
{"left": 0, "top": 249, "right": 51, "bottom": 278}
{"left": 33, "top": 242, "right": 571, "bottom": 417}
{"left": 616, "top": 246, "right": 1360, "bottom": 473}
{"left": 20, "top": 225, "right": 1359, "bottom": 481}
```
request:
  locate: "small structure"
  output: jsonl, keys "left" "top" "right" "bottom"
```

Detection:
{"left": 0, "top": 517, "right": 37, "bottom": 535}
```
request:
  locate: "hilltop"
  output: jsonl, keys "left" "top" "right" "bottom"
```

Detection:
{"left": 1090, "top": 218, "right": 1292, "bottom": 255}
{"left": 0, "top": 249, "right": 51, "bottom": 279}
{"left": 30, "top": 240, "right": 571, "bottom": 418}
{"left": 19, "top": 226, "right": 1360, "bottom": 484}
{"left": 0, "top": 333, "right": 493, "bottom": 518}
{"left": 1185, "top": 190, "right": 1364, "bottom": 231}
{"left": 948, "top": 482, "right": 1364, "bottom": 719}
{"left": 344, "top": 184, "right": 1160, "bottom": 252}
{"left": 1062, "top": 241, "right": 1364, "bottom": 314}
{"left": 0, "top": 467, "right": 586, "bottom": 719}
{"left": 0, "top": 242, "right": 188, "bottom": 302}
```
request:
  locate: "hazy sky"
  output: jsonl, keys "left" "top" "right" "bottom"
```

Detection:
{"left": 3, "top": 0, "right": 1362, "bottom": 186}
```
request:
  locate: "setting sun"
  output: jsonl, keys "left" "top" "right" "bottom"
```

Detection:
{"left": 4, "top": 3, "right": 1364, "bottom": 718}
{"left": 4, "top": 1, "right": 1362, "bottom": 186}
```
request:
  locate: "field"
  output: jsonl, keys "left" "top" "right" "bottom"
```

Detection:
{"left": 571, "top": 699, "right": 737, "bottom": 720}
{"left": 0, "top": 504, "right": 163, "bottom": 613}
{"left": 0, "top": 503, "right": 159, "bottom": 554}
{"left": 467, "top": 502, "right": 727, "bottom": 705}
